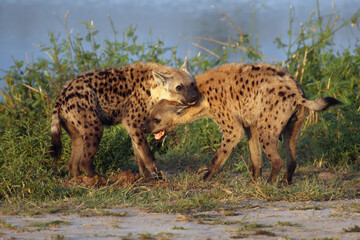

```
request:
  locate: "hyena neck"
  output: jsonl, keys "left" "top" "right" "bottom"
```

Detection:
{"left": 150, "top": 87, "right": 172, "bottom": 103}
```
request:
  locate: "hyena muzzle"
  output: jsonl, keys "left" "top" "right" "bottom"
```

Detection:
{"left": 50, "top": 59, "right": 200, "bottom": 179}
{"left": 141, "top": 63, "right": 341, "bottom": 183}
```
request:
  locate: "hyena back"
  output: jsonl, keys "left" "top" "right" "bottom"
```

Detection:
{"left": 50, "top": 59, "right": 199, "bottom": 179}
{"left": 141, "top": 63, "right": 340, "bottom": 183}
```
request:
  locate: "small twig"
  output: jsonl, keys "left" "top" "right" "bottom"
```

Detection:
{"left": 25, "top": 53, "right": 32, "bottom": 67}
{"left": 211, "top": 183, "right": 233, "bottom": 194}
{"left": 211, "top": 5, "right": 244, "bottom": 37}
{"left": 299, "top": 48, "right": 308, "bottom": 85}
{"left": 64, "top": 11, "right": 75, "bottom": 73}
{"left": 240, "top": 156, "right": 267, "bottom": 199}
{"left": 192, "top": 42, "right": 221, "bottom": 60}
{"left": 21, "top": 83, "right": 41, "bottom": 94}
{"left": 21, "top": 83, "right": 51, "bottom": 110}
{"left": 192, "top": 37, "right": 279, "bottom": 63}
{"left": 192, "top": 36, "right": 247, "bottom": 52}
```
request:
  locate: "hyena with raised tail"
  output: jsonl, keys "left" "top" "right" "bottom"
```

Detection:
{"left": 50, "top": 59, "right": 199, "bottom": 179}
{"left": 141, "top": 63, "right": 340, "bottom": 183}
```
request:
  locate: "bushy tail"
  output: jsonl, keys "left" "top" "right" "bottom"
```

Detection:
{"left": 49, "top": 105, "right": 62, "bottom": 162}
{"left": 300, "top": 96, "right": 341, "bottom": 112}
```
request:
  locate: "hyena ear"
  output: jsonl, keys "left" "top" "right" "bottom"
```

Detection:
{"left": 152, "top": 70, "right": 171, "bottom": 88}
{"left": 180, "top": 57, "right": 191, "bottom": 75}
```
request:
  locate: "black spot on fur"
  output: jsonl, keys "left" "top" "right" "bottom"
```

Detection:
{"left": 266, "top": 67, "right": 276, "bottom": 73}
{"left": 278, "top": 71, "right": 285, "bottom": 77}
{"left": 98, "top": 71, "right": 107, "bottom": 76}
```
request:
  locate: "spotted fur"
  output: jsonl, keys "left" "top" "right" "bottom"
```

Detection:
{"left": 50, "top": 59, "right": 199, "bottom": 178}
{"left": 141, "top": 63, "right": 340, "bottom": 183}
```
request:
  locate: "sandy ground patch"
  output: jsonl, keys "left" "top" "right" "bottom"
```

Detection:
{"left": 1, "top": 199, "right": 359, "bottom": 239}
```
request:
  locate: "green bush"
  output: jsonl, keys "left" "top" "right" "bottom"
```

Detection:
{"left": 0, "top": 118, "right": 67, "bottom": 201}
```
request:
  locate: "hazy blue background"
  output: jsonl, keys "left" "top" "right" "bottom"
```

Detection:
{"left": 0, "top": 0, "right": 359, "bottom": 80}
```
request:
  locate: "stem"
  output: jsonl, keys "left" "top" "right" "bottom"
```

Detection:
{"left": 64, "top": 12, "right": 75, "bottom": 73}
{"left": 287, "top": 4, "right": 293, "bottom": 60}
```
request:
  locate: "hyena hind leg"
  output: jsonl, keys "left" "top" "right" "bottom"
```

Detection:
{"left": 62, "top": 120, "right": 83, "bottom": 177}
{"left": 245, "top": 126, "right": 262, "bottom": 179}
{"left": 282, "top": 107, "right": 308, "bottom": 184}
{"left": 258, "top": 130, "right": 284, "bottom": 184}
{"left": 67, "top": 137, "right": 83, "bottom": 177}
{"left": 79, "top": 125, "right": 104, "bottom": 177}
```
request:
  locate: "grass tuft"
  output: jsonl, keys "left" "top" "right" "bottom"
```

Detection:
{"left": 343, "top": 225, "right": 360, "bottom": 233}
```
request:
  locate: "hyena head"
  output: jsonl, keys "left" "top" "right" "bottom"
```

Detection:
{"left": 141, "top": 99, "right": 189, "bottom": 140}
{"left": 152, "top": 58, "right": 199, "bottom": 106}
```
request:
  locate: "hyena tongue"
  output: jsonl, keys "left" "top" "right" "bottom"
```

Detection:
{"left": 154, "top": 130, "right": 165, "bottom": 140}
{"left": 188, "top": 101, "right": 197, "bottom": 106}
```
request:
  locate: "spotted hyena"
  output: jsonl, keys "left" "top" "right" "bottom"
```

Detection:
{"left": 141, "top": 63, "right": 340, "bottom": 183}
{"left": 50, "top": 59, "right": 199, "bottom": 179}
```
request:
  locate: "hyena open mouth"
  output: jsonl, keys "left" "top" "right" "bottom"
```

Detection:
{"left": 154, "top": 130, "right": 166, "bottom": 140}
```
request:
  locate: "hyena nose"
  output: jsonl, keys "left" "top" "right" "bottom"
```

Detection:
{"left": 140, "top": 123, "right": 148, "bottom": 133}
{"left": 190, "top": 95, "right": 197, "bottom": 101}
{"left": 188, "top": 92, "right": 199, "bottom": 105}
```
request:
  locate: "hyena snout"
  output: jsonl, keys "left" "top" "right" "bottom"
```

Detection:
{"left": 183, "top": 87, "right": 200, "bottom": 106}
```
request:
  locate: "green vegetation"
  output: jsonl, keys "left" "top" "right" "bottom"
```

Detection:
{"left": 275, "top": 221, "right": 301, "bottom": 227}
{"left": 27, "top": 220, "right": 71, "bottom": 230}
{"left": 230, "top": 222, "right": 273, "bottom": 238}
{"left": 0, "top": 3, "right": 359, "bottom": 215}
{"left": 343, "top": 225, "right": 360, "bottom": 232}
{"left": 0, "top": 220, "right": 18, "bottom": 230}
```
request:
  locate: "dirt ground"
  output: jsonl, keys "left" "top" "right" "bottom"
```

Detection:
{"left": 1, "top": 199, "right": 359, "bottom": 240}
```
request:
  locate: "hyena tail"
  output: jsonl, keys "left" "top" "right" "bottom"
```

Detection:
{"left": 300, "top": 96, "right": 341, "bottom": 112}
{"left": 49, "top": 105, "right": 62, "bottom": 162}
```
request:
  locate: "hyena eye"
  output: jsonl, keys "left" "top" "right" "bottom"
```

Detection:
{"left": 154, "top": 117, "right": 161, "bottom": 124}
{"left": 176, "top": 85, "right": 182, "bottom": 91}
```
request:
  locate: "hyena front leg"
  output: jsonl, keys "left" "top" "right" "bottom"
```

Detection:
{"left": 131, "top": 133, "right": 162, "bottom": 179}
{"left": 203, "top": 125, "right": 244, "bottom": 181}
{"left": 124, "top": 121, "right": 162, "bottom": 179}
{"left": 132, "top": 142, "right": 152, "bottom": 178}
